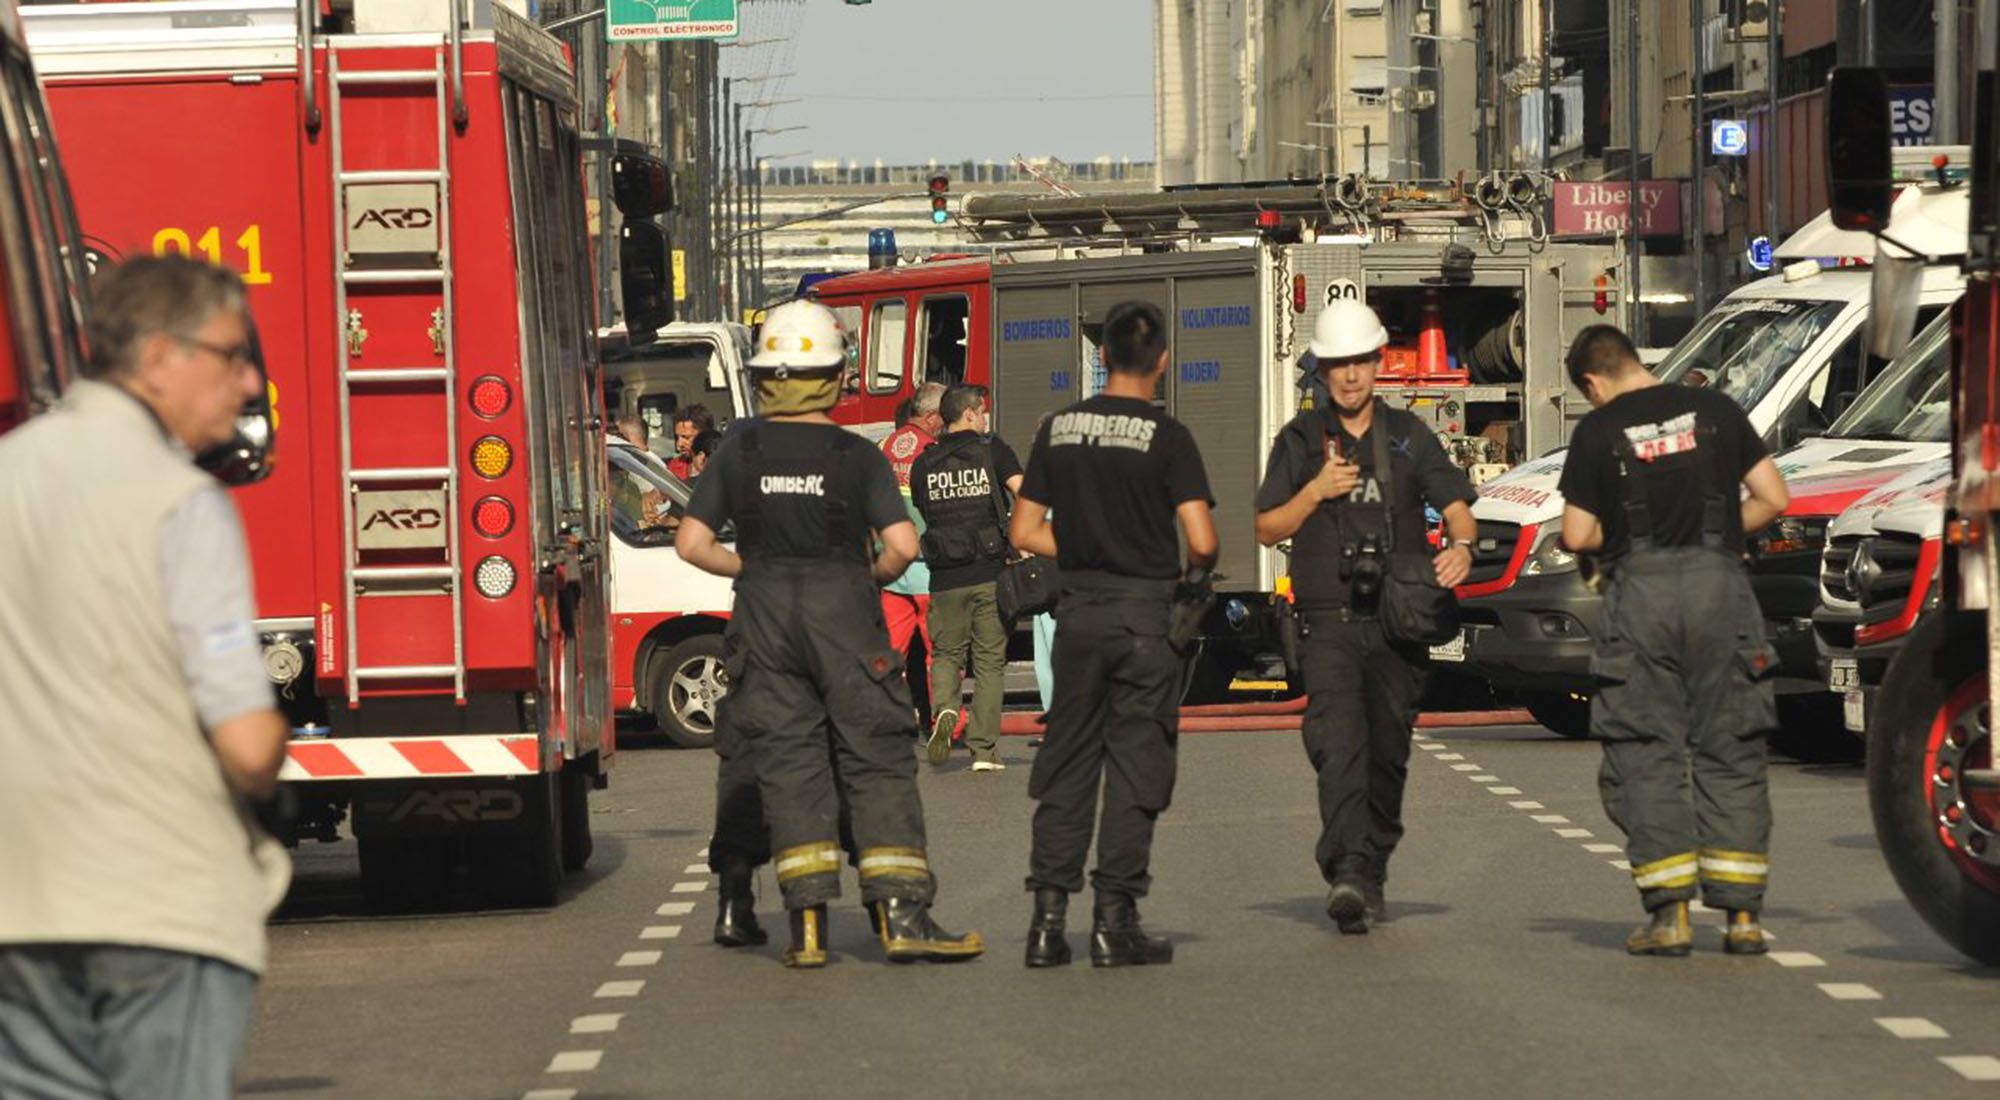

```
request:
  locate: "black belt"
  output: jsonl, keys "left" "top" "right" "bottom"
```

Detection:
{"left": 1061, "top": 569, "right": 1176, "bottom": 601}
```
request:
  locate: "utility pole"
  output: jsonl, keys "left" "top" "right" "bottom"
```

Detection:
{"left": 1540, "top": 0, "right": 1552, "bottom": 171}
{"left": 1766, "top": 0, "right": 1780, "bottom": 243}
{"left": 1938, "top": 0, "right": 1961, "bottom": 145}
{"left": 720, "top": 78, "right": 734, "bottom": 321}
{"left": 1691, "top": 0, "right": 1705, "bottom": 317}
{"left": 1627, "top": 0, "right": 1643, "bottom": 342}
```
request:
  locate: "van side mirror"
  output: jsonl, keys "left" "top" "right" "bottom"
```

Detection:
{"left": 612, "top": 150, "right": 673, "bottom": 219}
{"left": 620, "top": 220, "right": 672, "bottom": 338}
{"left": 198, "top": 316, "right": 275, "bottom": 486}
{"left": 1826, "top": 67, "right": 1894, "bottom": 231}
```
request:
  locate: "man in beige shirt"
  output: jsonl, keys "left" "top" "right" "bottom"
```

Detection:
{"left": 0, "top": 256, "right": 290, "bottom": 1099}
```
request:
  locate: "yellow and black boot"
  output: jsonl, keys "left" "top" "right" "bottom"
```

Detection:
{"left": 1625, "top": 900, "right": 1693, "bottom": 957}
{"left": 782, "top": 904, "right": 829, "bottom": 969}
{"left": 873, "top": 898, "right": 985, "bottom": 963}
{"left": 1090, "top": 895, "right": 1174, "bottom": 967}
{"left": 1724, "top": 909, "right": 1770, "bottom": 955}
{"left": 1025, "top": 887, "right": 1072, "bottom": 969}
{"left": 713, "top": 863, "right": 767, "bottom": 948}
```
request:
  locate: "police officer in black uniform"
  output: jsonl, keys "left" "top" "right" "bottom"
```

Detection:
{"left": 1010, "top": 300, "right": 1217, "bottom": 968}
{"left": 677, "top": 300, "right": 982, "bottom": 968}
{"left": 1556, "top": 324, "right": 1789, "bottom": 956}
{"left": 1254, "top": 300, "right": 1478, "bottom": 935}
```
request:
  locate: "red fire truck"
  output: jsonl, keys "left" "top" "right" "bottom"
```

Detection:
{"left": 26, "top": 0, "right": 656, "bottom": 909}
{"left": 1829, "top": 52, "right": 2000, "bottom": 963}
{"left": 0, "top": 0, "right": 87, "bottom": 436}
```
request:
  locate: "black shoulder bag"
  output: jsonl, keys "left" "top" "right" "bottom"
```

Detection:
{"left": 1369, "top": 406, "right": 1461, "bottom": 647}
{"left": 991, "top": 448, "right": 1060, "bottom": 622}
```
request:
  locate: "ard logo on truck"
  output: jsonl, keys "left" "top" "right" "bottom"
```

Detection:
{"left": 362, "top": 507, "right": 444, "bottom": 531}
{"left": 384, "top": 789, "right": 525, "bottom": 824}
{"left": 353, "top": 207, "right": 435, "bottom": 231}
{"left": 355, "top": 489, "right": 449, "bottom": 549}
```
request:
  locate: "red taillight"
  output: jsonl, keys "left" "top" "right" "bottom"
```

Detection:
{"left": 473, "top": 496, "right": 514, "bottom": 538}
{"left": 1256, "top": 209, "right": 1282, "bottom": 230}
{"left": 470, "top": 376, "right": 512, "bottom": 419}
{"left": 1592, "top": 274, "right": 1609, "bottom": 315}
{"left": 1292, "top": 274, "right": 1307, "bottom": 313}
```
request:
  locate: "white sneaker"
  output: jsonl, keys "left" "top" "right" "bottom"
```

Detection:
{"left": 970, "top": 760, "right": 1006, "bottom": 772}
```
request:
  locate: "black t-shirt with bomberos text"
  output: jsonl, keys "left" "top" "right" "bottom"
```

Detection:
{"left": 686, "top": 420, "right": 908, "bottom": 562}
{"left": 1017, "top": 395, "right": 1213, "bottom": 581}
{"left": 1557, "top": 384, "right": 1767, "bottom": 561}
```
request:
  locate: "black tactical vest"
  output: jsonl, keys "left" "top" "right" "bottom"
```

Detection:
{"left": 729, "top": 426, "right": 868, "bottom": 564}
{"left": 916, "top": 433, "right": 1009, "bottom": 570}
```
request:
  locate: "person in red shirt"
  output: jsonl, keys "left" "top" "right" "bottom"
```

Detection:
{"left": 881, "top": 382, "right": 947, "bottom": 732}
{"left": 667, "top": 404, "right": 716, "bottom": 479}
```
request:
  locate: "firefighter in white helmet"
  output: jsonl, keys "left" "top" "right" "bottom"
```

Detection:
{"left": 676, "top": 299, "right": 983, "bottom": 968}
{"left": 1253, "top": 299, "right": 1479, "bottom": 934}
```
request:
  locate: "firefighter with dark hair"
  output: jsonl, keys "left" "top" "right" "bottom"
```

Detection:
{"left": 1010, "top": 300, "right": 1217, "bottom": 968}
{"left": 1254, "top": 300, "right": 1478, "bottom": 935}
{"left": 1557, "top": 323, "right": 1790, "bottom": 956}
{"left": 676, "top": 299, "right": 982, "bottom": 968}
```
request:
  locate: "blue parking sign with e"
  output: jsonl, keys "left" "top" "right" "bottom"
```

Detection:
{"left": 1711, "top": 119, "right": 1748, "bottom": 157}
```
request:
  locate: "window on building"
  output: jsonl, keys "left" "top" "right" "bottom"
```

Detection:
{"left": 1348, "top": 56, "right": 1387, "bottom": 96}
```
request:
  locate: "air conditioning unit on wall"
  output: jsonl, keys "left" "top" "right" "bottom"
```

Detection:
{"left": 1733, "top": 0, "right": 1770, "bottom": 41}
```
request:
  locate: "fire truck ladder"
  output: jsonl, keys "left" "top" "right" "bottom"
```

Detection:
{"left": 329, "top": 44, "right": 466, "bottom": 705}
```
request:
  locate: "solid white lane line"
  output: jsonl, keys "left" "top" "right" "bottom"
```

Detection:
{"left": 684, "top": 863, "right": 709, "bottom": 875}
{"left": 1435, "top": 753, "right": 1465, "bottom": 761}
{"left": 617, "top": 951, "right": 662, "bottom": 967}
{"left": 1450, "top": 763, "right": 1481, "bottom": 771}
{"left": 1531, "top": 814, "right": 1570, "bottom": 824}
{"left": 656, "top": 901, "right": 697, "bottom": 916}
{"left": 1509, "top": 801, "right": 1544, "bottom": 810}
{"left": 1470, "top": 775, "right": 1499, "bottom": 783}
{"left": 545, "top": 1051, "right": 603, "bottom": 1074}
{"left": 1554, "top": 828, "right": 1594, "bottom": 839}
{"left": 1941, "top": 1056, "right": 2000, "bottom": 1082}
{"left": 639, "top": 925, "right": 683, "bottom": 940}
{"left": 671, "top": 881, "right": 707, "bottom": 893}
{"left": 1489, "top": 786, "right": 1523, "bottom": 795}
{"left": 1584, "top": 843, "right": 1623, "bottom": 853}
{"left": 523, "top": 1090, "right": 578, "bottom": 1100}
{"left": 1818, "top": 983, "right": 1882, "bottom": 1001}
{"left": 570, "top": 1014, "right": 624, "bottom": 1035}
{"left": 595, "top": 980, "right": 645, "bottom": 998}
{"left": 1877, "top": 1018, "right": 1949, "bottom": 1039}
{"left": 1769, "top": 952, "right": 1826, "bottom": 968}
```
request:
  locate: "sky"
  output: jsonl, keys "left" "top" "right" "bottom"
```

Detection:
{"left": 723, "top": 0, "right": 1155, "bottom": 168}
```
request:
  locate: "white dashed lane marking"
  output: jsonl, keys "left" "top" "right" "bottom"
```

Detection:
{"left": 1450, "top": 763, "right": 1481, "bottom": 771}
{"left": 1508, "top": 801, "right": 1543, "bottom": 810}
{"left": 1610, "top": 860, "right": 1631, "bottom": 870}
{"left": 523, "top": 1090, "right": 577, "bottom": 1100}
{"left": 1942, "top": 1056, "right": 2000, "bottom": 1082}
{"left": 1769, "top": 952, "right": 1826, "bottom": 969}
{"left": 1554, "top": 828, "right": 1594, "bottom": 839}
{"left": 684, "top": 863, "right": 709, "bottom": 874}
{"left": 1583, "top": 843, "right": 1623, "bottom": 853}
{"left": 1818, "top": 983, "right": 1883, "bottom": 1001}
{"left": 639, "top": 925, "right": 684, "bottom": 940}
{"left": 616, "top": 950, "right": 661, "bottom": 967}
{"left": 545, "top": 1051, "right": 603, "bottom": 1074}
{"left": 1470, "top": 775, "right": 1499, "bottom": 783}
{"left": 570, "top": 1014, "right": 623, "bottom": 1035}
{"left": 594, "top": 980, "right": 645, "bottom": 998}
{"left": 656, "top": 901, "right": 696, "bottom": 916}
{"left": 1488, "top": 786, "right": 1522, "bottom": 795}
{"left": 1877, "top": 1018, "right": 1950, "bottom": 1040}
{"left": 1531, "top": 814, "right": 1570, "bottom": 824}
{"left": 1434, "top": 753, "right": 1465, "bottom": 760}
{"left": 670, "top": 881, "right": 708, "bottom": 893}
{"left": 1415, "top": 742, "right": 1443, "bottom": 751}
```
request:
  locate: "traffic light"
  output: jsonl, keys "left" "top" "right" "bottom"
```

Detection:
{"left": 928, "top": 174, "right": 950, "bottom": 225}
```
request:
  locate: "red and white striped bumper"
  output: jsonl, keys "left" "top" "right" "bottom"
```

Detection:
{"left": 281, "top": 736, "right": 541, "bottom": 782}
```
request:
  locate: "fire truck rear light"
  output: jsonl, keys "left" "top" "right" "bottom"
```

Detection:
{"left": 472, "top": 496, "right": 514, "bottom": 538}
{"left": 1292, "top": 275, "right": 1307, "bottom": 312}
{"left": 1256, "top": 209, "right": 1282, "bottom": 230}
{"left": 469, "top": 376, "right": 511, "bottom": 418}
{"left": 470, "top": 436, "right": 512, "bottom": 479}
{"left": 474, "top": 556, "right": 517, "bottom": 598}
{"left": 1593, "top": 274, "right": 1610, "bottom": 315}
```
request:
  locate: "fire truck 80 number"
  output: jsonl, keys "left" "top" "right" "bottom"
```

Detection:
{"left": 151, "top": 225, "right": 274, "bottom": 286}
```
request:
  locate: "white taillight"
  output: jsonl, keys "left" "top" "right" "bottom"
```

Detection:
{"left": 474, "top": 556, "right": 517, "bottom": 598}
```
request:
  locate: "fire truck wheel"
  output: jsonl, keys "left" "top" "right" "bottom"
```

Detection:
{"left": 649, "top": 635, "right": 727, "bottom": 750}
{"left": 357, "top": 837, "right": 452, "bottom": 913}
{"left": 1868, "top": 610, "right": 2000, "bottom": 965}
{"left": 1520, "top": 691, "right": 1593, "bottom": 739}
{"left": 560, "top": 765, "right": 594, "bottom": 872}
{"left": 473, "top": 774, "right": 563, "bottom": 909}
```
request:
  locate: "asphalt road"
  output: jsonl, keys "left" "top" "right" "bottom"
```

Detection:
{"left": 239, "top": 722, "right": 2000, "bottom": 1099}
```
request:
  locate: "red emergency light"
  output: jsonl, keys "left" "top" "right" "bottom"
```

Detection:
{"left": 1256, "top": 209, "right": 1282, "bottom": 230}
{"left": 1292, "top": 274, "right": 1307, "bottom": 313}
{"left": 470, "top": 375, "right": 511, "bottom": 418}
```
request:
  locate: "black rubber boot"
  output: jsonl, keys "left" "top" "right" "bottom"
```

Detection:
{"left": 1625, "top": 900, "right": 1692, "bottom": 957}
{"left": 714, "top": 864, "right": 767, "bottom": 948}
{"left": 1363, "top": 855, "right": 1389, "bottom": 925}
{"left": 1326, "top": 856, "right": 1371, "bottom": 934}
{"left": 1025, "top": 887, "right": 1072, "bottom": 968}
{"left": 782, "top": 904, "right": 828, "bottom": 969}
{"left": 873, "top": 898, "right": 985, "bottom": 963}
{"left": 1089, "top": 894, "right": 1173, "bottom": 967}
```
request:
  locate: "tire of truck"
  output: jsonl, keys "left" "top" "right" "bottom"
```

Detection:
{"left": 560, "top": 764, "right": 594, "bottom": 872}
{"left": 1520, "top": 690, "right": 1593, "bottom": 739}
{"left": 1867, "top": 610, "right": 2000, "bottom": 965}
{"left": 647, "top": 634, "right": 728, "bottom": 750}
{"left": 357, "top": 836, "right": 452, "bottom": 914}
{"left": 473, "top": 773, "right": 564, "bottom": 909}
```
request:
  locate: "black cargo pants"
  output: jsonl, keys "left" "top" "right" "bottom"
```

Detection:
{"left": 724, "top": 560, "right": 935, "bottom": 910}
{"left": 1591, "top": 548, "right": 1777, "bottom": 913}
{"left": 1298, "top": 612, "right": 1428, "bottom": 885}
{"left": 1026, "top": 587, "right": 1181, "bottom": 901}
{"left": 708, "top": 705, "right": 857, "bottom": 876}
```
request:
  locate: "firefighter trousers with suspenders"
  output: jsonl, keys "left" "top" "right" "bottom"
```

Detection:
{"left": 1590, "top": 439, "right": 1778, "bottom": 913}
{"left": 716, "top": 429, "right": 938, "bottom": 911}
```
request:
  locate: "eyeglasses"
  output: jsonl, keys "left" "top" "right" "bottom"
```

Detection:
{"left": 179, "top": 336, "right": 256, "bottom": 368}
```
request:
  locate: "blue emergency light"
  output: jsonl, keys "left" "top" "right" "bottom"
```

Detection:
{"left": 1746, "top": 235, "right": 1774, "bottom": 273}
{"left": 867, "top": 228, "right": 898, "bottom": 270}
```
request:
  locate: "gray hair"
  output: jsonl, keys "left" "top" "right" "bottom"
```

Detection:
{"left": 912, "top": 380, "right": 947, "bottom": 416}
{"left": 83, "top": 256, "right": 246, "bottom": 381}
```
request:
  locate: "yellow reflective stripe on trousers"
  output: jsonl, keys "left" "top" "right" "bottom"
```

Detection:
{"left": 1698, "top": 848, "right": 1769, "bottom": 885}
{"left": 858, "top": 845, "right": 930, "bottom": 880}
{"left": 1631, "top": 852, "right": 1698, "bottom": 889}
{"left": 773, "top": 842, "right": 841, "bottom": 883}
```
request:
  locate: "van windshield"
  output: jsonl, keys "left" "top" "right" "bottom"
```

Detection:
{"left": 1825, "top": 311, "right": 1951, "bottom": 442}
{"left": 1653, "top": 298, "right": 1847, "bottom": 412}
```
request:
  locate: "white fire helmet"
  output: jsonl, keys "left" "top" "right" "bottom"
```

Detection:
{"left": 1308, "top": 299, "right": 1390, "bottom": 361}
{"left": 749, "top": 299, "right": 848, "bottom": 374}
